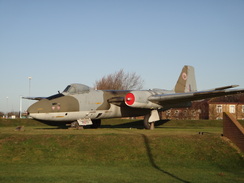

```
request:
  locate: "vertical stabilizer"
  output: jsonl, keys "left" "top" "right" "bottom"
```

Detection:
{"left": 174, "top": 65, "right": 197, "bottom": 93}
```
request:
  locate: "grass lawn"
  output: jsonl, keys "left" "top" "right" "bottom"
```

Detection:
{"left": 0, "top": 119, "right": 243, "bottom": 183}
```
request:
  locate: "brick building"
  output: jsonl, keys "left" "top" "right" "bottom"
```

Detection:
{"left": 160, "top": 100, "right": 208, "bottom": 120}
{"left": 160, "top": 94, "right": 244, "bottom": 120}
{"left": 208, "top": 94, "right": 244, "bottom": 120}
{"left": 209, "top": 102, "right": 244, "bottom": 120}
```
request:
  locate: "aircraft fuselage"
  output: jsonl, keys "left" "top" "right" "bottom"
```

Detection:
{"left": 27, "top": 87, "right": 151, "bottom": 124}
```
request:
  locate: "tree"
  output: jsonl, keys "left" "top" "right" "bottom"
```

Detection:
{"left": 94, "top": 69, "right": 144, "bottom": 90}
{"left": 0, "top": 111, "right": 4, "bottom": 118}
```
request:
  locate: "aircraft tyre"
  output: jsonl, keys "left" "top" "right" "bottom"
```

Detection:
{"left": 70, "top": 121, "right": 84, "bottom": 129}
{"left": 91, "top": 119, "right": 101, "bottom": 129}
{"left": 71, "top": 121, "right": 79, "bottom": 128}
{"left": 144, "top": 114, "right": 154, "bottom": 130}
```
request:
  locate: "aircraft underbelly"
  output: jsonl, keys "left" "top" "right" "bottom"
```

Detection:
{"left": 29, "top": 106, "right": 122, "bottom": 122}
{"left": 29, "top": 104, "right": 145, "bottom": 122}
{"left": 30, "top": 111, "right": 104, "bottom": 121}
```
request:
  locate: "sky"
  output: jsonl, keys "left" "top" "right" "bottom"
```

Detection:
{"left": 0, "top": 0, "right": 244, "bottom": 113}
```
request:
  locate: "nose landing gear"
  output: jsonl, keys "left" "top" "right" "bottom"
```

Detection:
{"left": 69, "top": 119, "right": 101, "bottom": 129}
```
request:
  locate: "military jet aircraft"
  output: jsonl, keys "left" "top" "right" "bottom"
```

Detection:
{"left": 27, "top": 65, "right": 244, "bottom": 129}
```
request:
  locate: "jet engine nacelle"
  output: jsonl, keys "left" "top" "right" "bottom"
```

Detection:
{"left": 125, "top": 91, "right": 162, "bottom": 109}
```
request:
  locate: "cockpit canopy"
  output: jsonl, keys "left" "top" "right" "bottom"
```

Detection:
{"left": 63, "top": 84, "right": 90, "bottom": 94}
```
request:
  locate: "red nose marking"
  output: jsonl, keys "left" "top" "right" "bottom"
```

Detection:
{"left": 125, "top": 93, "right": 135, "bottom": 105}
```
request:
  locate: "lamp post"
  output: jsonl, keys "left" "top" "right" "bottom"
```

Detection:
{"left": 27, "top": 76, "right": 32, "bottom": 113}
{"left": 28, "top": 76, "right": 32, "bottom": 97}
{"left": 19, "top": 96, "right": 22, "bottom": 118}
{"left": 6, "top": 96, "right": 8, "bottom": 118}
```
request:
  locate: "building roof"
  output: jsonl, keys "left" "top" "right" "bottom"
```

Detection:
{"left": 208, "top": 94, "right": 244, "bottom": 103}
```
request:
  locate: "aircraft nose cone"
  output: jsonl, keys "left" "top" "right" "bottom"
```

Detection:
{"left": 27, "top": 99, "right": 50, "bottom": 114}
{"left": 27, "top": 96, "right": 79, "bottom": 114}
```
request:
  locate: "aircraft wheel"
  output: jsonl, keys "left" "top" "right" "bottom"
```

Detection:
{"left": 91, "top": 119, "right": 101, "bottom": 129}
{"left": 144, "top": 114, "right": 151, "bottom": 129}
{"left": 70, "top": 121, "right": 83, "bottom": 129}
{"left": 71, "top": 121, "right": 79, "bottom": 128}
{"left": 144, "top": 114, "right": 155, "bottom": 130}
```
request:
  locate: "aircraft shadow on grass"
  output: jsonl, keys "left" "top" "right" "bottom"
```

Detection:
{"left": 101, "top": 119, "right": 203, "bottom": 130}
{"left": 100, "top": 119, "right": 170, "bottom": 129}
{"left": 37, "top": 119, "right": 171, "bottom": 129}
{"left": 141, "top": 134, "right": 191, "bottom": 183}
{"left": 36, "top": 119, "right": 194, "bottom": 130}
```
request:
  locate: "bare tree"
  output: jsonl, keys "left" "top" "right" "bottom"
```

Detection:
{"left": 0, "top": 111, "right": 4, "bottom": 118}
{"left": 94, "top": 69, "right": 144, "bottom": 90}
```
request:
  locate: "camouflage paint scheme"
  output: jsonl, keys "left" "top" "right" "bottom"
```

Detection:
{"left": 27, "top": 66, "right": 244, "bottom": 129}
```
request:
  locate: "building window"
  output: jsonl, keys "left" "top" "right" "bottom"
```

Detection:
{"left": 229, "top": 105, "right": 235, "bottom": 113}
{"left": 166, "top": 110, "right": 171, "bottom": 114}
{"left": 166, "top": 110, "right": 171, "bottom": 116}
{"left": 216, "top": 105, "right": 222, "bottom": 113}
{"left": 174, "top": 110, "right": 179, "bottom": 116}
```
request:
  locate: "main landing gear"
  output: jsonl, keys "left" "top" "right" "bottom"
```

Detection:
{"left": 144, "top": 114, "right": 155, "bottom": 130}
{"left": 143, "top": 110, "right": 160, "bottom": 130}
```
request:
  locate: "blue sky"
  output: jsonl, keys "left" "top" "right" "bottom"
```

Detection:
{"left": 0, "top": 0, "right": 244, "bottom": 113}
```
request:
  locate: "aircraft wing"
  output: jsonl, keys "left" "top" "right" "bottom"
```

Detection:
{"left": 148, "top": 88, "right": 244, "bottom": 105}
{"left": 124, "top": 87, "right": 244, "bottom": 109}
{"left": 22, "top": 97, "right": 46, "bottom": 100}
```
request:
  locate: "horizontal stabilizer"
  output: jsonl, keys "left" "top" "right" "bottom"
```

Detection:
{"left": 206, "top": 85, "right": 239, "bottom": 91}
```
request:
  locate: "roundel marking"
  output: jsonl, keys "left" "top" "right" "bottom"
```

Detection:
{"left": 182, "top": 72, "right": 187, "bottom": 80}
{"left": 125, "top": 93, "right": 135, "bottom": 105}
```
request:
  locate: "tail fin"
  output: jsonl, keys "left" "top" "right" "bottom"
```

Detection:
{"left": 174, "top": 65, "right": 197, "bottom": 93}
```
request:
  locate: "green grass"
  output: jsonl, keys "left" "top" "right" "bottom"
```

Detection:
{"left": 0, "top": 119, "right": 243, "bottom": 183}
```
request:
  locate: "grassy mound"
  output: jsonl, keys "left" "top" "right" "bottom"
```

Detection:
{"left": 0, "top": 119, "right": 243, "bottom": 182}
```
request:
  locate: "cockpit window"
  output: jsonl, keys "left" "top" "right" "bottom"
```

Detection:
{"left": 63, "top": 84, "right": 90, "bottom": 94}
{"left": 63, "top": 85, "right": 71, "bottom": 93}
